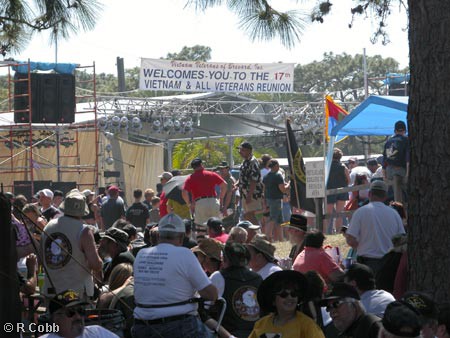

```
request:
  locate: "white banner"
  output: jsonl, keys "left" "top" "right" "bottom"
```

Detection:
{"left": 139, "top": 58, "right": 294, "bottom": 93}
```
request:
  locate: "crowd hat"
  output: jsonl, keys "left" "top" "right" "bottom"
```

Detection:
{"left": 82, "top": 189, "right": 95, "bottom": 198}
{"left": 246, "top": 235, "right": 276, "bottom": 262}
{"left": 206, "top": 217, "right": 223, "bottom": 232}
{"left": 257, "top": 270, "right": 308, "bottom": 313}
{"left": 158, "top": 172, "right": 173, "bottom": 181}
{"left": 217, "top": 161, "right": 230, "bottom": 169}
{"left": 237, "top": 141, "right": 252, "bottom": 150}
{"left": 192, "top": 238, "right": 223, "bottom": 261}
{"left": 370, "top": 180, "right": 388, "bottom": 192}
{"left": 107, "top": 185, "right": 121, "bottom": 193}
{"left": 48, "top": 289, "right": 88, "bottom": 314}
{"left": 319, "top": 282, "right": 360, "bottom": 306}
{"left": 39, "top": 188, "right": 54, "bottom": 199}
{"left": 102, "top": 227, "right": 129, "bottom": 251}
{"left": 281, "top": 214, "right": 307, "bottom": 232}
{"left": 236, "top": 220, "right": 261, "bottom": 230}
{"left": 158, "top": 213, "right": 185, "bottom": 233}
{"left": 59, "top": 190, "right": 90, "bottom": 217}
{"left": 401, "top": 291, "right": 438, "bottom": 320}
{"left": 382, "top": 301, "right": 422, "bottom": 337}
{"left": 348, "top": 156, "right": 358, "bottom": 163}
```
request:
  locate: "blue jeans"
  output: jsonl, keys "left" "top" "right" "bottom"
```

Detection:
{"left": 132, "top": 315, "right": 209, "bottom": 338}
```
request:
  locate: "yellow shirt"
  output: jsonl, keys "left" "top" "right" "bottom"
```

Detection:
{"left": 167, "top": 199, "right": 191, "bottom": 219}
{"left": 248, "top": 311, "right": 325, "bottom": 338}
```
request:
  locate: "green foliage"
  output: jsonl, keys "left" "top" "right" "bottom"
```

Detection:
{"left": 165, "top": 45, "right": 212, "bottom": 62}
{"left": 0, "top": 0, "right": 102, "bottom": 55}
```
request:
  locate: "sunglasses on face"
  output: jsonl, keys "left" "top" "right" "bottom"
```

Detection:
{"left": 56, "top": 307, "right": 85, "bottom": 318}
{"left": 275, "top": 290, "right": 299, "bottom": 299}
{"left": 326, "top": 300, "right": 352, "bottom": 312}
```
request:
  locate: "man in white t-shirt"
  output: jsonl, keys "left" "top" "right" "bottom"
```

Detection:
{"left": 132, "top": 213, "right": 218, "bottom": 338}
{"left": 245, "top": 235, "right": 282, "bottom": 280}
{"left": 345, "top": 181, "right": 405, "bottom": 274}
{"left": 40, "top": 289, "right": 119, "bottom": 338}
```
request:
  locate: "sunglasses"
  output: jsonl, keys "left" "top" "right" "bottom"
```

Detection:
{"left": 326, "top": 300, "right": 353, "bottom": 312}
{"left": 56, "top": 307, "right": 85, "bottom": 318}
{"left": 275, "top": 290, "right": 299, "bottom": 298}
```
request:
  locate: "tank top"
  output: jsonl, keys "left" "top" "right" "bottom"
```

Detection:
{"left": 42, "top": 216, "right": 94, "bottom": 297}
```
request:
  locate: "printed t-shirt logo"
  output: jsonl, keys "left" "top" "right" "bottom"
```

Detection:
{"left": 231, "top": 286, "right": 260, "bottom": 321}
{"left": 44, "top": 232, "right": 72, "bottom": 269}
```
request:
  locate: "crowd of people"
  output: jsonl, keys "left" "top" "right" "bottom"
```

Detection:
{"left": 6, "top": 124, "right": 448, "bottom": 338}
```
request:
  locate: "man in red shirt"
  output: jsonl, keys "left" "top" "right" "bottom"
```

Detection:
{"left": 158, "top": 171, "right": 173, "bottom": 218}
{"left": 182, "top": 158, "right": 227, "bottom": 230}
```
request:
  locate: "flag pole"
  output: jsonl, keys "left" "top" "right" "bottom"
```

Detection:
{"left": 285, "top": 118, "right": 301, "bottom": 211}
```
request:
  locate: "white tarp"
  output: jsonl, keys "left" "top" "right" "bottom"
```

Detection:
{"left": 139, "top": 58, "right": 294, "bottom": 93}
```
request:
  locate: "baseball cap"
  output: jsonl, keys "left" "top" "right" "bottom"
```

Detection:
{"left": 320, "top": 282, "right": 360, "bottom": 305}
{"left": 395, "top": 120, "right": 407, "bottom": 131}
{"left": 206, "top": 217, "right": 223, "bottom": 232}
{"left": 59, "top": 190, "right": 90, "bottom": 217}
{"left": 39, "top": 188, "right": 54, "bottom": 199}
{"left": 382, "top": 301, "right": 421, "bottom": 337}
{"left": 158, "top": 172, "right": 173, "bottom": 181}
{"left": 102, "top": 228, "right": 129, "bottom": 251}
{"left": 107, "top": 185, "right": 121, "bottom": 193}
{"left": 401, "top": 291, "right": 438, "bottom": 319}
{"left": 192, "top": 238, "right": 223, "bottom": 261}
{"left": 236, "top": 220, "right": 261, "bottom": 230}
{"left": 48, "top": 289, "right": 88, "bottom": 314}
{"left": 348, "top": 156, "right": 358, "bottom": 163}
{"left": 237, "top": 141, "right": 252, "bottom": 150}
{"left": 158, "top": 213, "right": 185, "bottom": 233}
{"left": 190, "top": 158, "right": 203, "bottom": 167}
{"left": 82, "top": 189, "right": 95, "bottom": 197}
{"left": 370, "top": 180, "right": 388, "bottom": 192}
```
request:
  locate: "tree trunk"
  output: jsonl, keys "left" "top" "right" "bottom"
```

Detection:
{"left": 407, "top": 0, "right": 450, "bottom": 301}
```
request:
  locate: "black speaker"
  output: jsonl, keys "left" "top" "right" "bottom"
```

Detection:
{"left": 13, "top": 180, "right": 52, "bottom": 200}
{"left": 51, "top": 181, "right": 77, "bottom": 195}
{"left": 14, "top": 73, "right": 75, "bottom": 123}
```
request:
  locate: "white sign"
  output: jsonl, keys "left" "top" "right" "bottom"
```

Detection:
{"left": 305, "top": 160, "right": 325, "bottom": 198}
{"left": 139, "top": 58, "right": 294, "bottom": 93}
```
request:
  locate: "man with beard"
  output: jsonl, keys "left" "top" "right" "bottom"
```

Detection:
{"left": 321, "top": 282, "right": 381, "bottom": 338}
{"left": 40, "top": 289, "right": 119, "bottom": 337}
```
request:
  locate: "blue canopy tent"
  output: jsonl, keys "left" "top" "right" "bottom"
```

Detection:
{"left": 325, "top": 95, "right": 409, "bottom": 181}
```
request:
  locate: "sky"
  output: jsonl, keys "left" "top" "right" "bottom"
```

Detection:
{"left": 8, "top": 0, "right": 409, "bottom": 76}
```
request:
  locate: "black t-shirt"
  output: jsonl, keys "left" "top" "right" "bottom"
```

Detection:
{"left": 42, "top": 206, "right": 61, "bottom": 222}
{"left": 126, "top": 202, "right": 150, "bottom": 228}
{"left": 263, "top": 171, "right": 285, "bottom": 199}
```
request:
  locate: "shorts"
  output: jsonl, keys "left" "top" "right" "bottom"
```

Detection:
{"left": 194, "top": 197, "right": 220, "bottom": 225}
{"left": 243, "top": 197, "right": 263, "bottom": 213}
{"left": 327, "top": 192, "right": 349, "bottom": 204}
{"left": 266, "top": 198, "right": 283, "bottom": 223}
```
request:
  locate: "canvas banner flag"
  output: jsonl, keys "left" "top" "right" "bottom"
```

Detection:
{"left": 325, "top": 95, "right": 349, "bottom": 143}
{"left": 285, "top": 120, "right": 316, "bottom": 214}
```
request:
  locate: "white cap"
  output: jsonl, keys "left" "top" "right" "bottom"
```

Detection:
{"left": 158, "top": 213, "right": 185, "bottom": 233}
{"left": 39, "top": 189, "right": 54, "bottom": 199}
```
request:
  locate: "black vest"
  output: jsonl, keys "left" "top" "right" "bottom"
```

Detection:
{"left": 220, "top": 266, "right": 263, "bottom": 337}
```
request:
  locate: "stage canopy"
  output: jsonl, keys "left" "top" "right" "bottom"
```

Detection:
{"left": 330, "top": 95, "right": 408, "bottom": 137}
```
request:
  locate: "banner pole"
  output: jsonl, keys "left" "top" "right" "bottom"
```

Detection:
{"left": 285, "top": 119, "right": 301, "bottom": 211}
